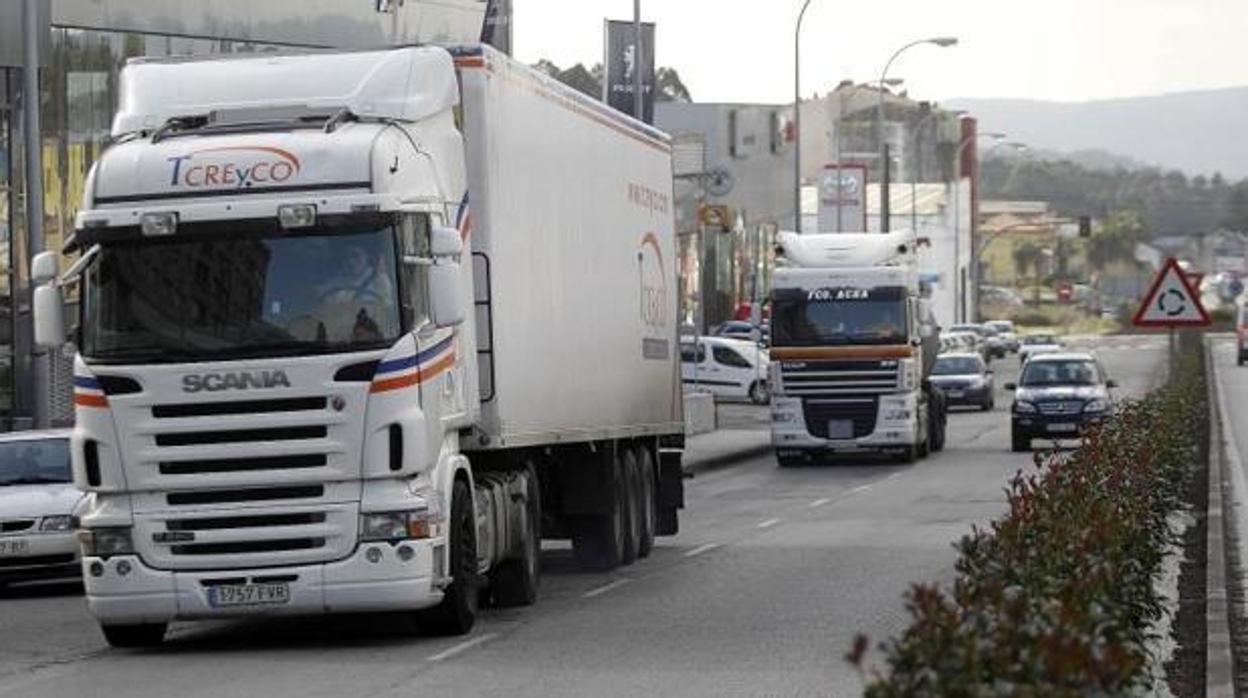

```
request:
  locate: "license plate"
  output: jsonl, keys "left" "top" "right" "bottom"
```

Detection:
{"left": 1047, "top": 423, "right": 1078, "bottom": 433}
{"left": 0, "top": 539, "right": 29, "bottom": 557}
{"left": 827, "top": 420, "right": 854, "bottom": 439}
{"left": 946, "top": 390, "right": 965, "bottom": 399}
{"left": 208, "top": 583, "right": 291, "bottom": 608}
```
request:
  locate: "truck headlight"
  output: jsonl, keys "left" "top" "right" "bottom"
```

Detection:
{"left": 361, "top": 503, "right": 443, "bottom": 542}
{"left": 1013, "top": 401, "right": 1037, "bottom": 414}
{"left": 882, "top": 406, "right": 912, "bottom": 421}
{"left": 772, "top": 411, "right": 797, "bottom": 423}
{"left": 78, "top": 527, "right": 134, "bottom": 556}
{"left": 899, "top": 359, "right": 918, "bottom": 391}
{"left": 1083, "top": 399, "right": 1110, "bottom": 414}
{"left": 39, "top": 515, "right": 73, "bottom": 532}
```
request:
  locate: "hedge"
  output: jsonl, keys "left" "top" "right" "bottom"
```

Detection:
{"left": 853, "top": 355, "right": 1204, "bottom": 696}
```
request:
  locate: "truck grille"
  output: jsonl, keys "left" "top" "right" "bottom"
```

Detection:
{"left": 112, "top": 385, "right": 367, "bottom": 571}
{"left": 780, "top": 360, "right": 899, "bottom": 396}
{"left": 136, "top": 502, "right": 357, "bottom": 571}
{"left": 803, "top": 398, "right": 879, "bottom": 439}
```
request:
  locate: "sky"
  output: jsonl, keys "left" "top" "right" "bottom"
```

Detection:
{"left": 512, "top": 0, "right": 1248, "bottom": 105}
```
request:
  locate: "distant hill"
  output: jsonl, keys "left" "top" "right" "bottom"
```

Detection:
{"left": 950, "top": 87, "right": 1248, "bottom": 179}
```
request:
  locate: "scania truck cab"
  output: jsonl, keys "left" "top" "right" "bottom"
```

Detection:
{"left": 32, "top": 46, "right": 685, "bottom": 647}
{"left": 768, "top": 231, "right": 945, "bottom": 465}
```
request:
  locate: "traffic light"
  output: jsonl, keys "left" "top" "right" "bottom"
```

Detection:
{"left": 1078, "top": 215, "right": 1092, "bottom": 237}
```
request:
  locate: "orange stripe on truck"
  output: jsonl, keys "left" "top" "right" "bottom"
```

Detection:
{"left": 769, "top": 345, "right": 916, "bottom": 360}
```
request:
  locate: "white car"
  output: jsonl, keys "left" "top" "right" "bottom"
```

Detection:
{"left": 1018, "top": 334, "right": 1064, "bottom": 364}
{"left": 984, "top": 320, "right": 1020, "bottom": 353}
{"left": 0, "top": 430, "right": 81, "bottom": 590}
{"left": 681, "top": 336, "right": 771, "bottom": 404}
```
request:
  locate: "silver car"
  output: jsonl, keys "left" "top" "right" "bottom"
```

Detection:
{"left": 0, "top": 430, "right": 81, "bottom": 590}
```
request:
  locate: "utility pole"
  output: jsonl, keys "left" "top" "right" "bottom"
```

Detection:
{"left": 793, "top": 0, "right": 814, "bottom": 234}
{"left": 23, "top": 0, "right": 48, "bottom": 429}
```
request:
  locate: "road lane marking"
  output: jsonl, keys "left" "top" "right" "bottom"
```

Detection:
{"left": 684, "top": 543, "right": 721, "bottom": 558}
{"left": 757, "top": 518, "right": 781, "bottom": 529}
{"left": 583, "top": 578, "right": 632, "bottom": 598}
{"left": 886, "top": 472, "right": 903, "bottom": 480}
{"left": 850, "top": 484, "right": 872, "bottom": 494}
{"left": 426, "top": 632, "right": 500, "bottom": 662}
{"left": 809, "top": 498, "right": 830, "bottom": 508}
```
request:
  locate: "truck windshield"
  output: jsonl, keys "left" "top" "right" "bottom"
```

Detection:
{"left": 82, "top": 228, "right": 402, "bottom": 364}
{"left": 771, "top": 286, "right": 908, "bottom": 347}
{"left": 0, "top": 438, "right": 71, "bottom": 486}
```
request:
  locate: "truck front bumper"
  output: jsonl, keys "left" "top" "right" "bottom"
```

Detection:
{"left": 770, "top": 395, "right": 919, "bottom": 453}
{"left": 83, "top": 538, "right": 445, "bottom": 624}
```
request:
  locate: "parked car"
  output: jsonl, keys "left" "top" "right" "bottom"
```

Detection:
{"left": 715, "top": 320, "right": 768, "bottom": 346}
{"left": 950, "top": 323, "right": 1005, "bottom": 360}
{"left": 681, "top": 336, "right": 771, "bottom": 404}
{"left": 1018, "top": 333, "right": 1064, "bottom": 364}
{"left": 984, "top": 320, "right": 1020, "bottom": 353}
{"left": 0, "top": 430, "right": 81, "bottom": 590}
{"left": 929, "top": 353, "right": 996, "bottom": 411}
{"left": 1005, "top": 353, "right": 1116, "bottom": 452}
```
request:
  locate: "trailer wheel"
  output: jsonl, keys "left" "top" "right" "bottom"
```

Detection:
{"left": 101, "top": 623, "right": 167, "bottom": 648}
{"left": 490, "top": 464, "right": 541, "bottom": 607}
{"left": 422, "top": 479, "right": 478, "bottom": 635}
{"left": 636, "top": 446, "right": 657, "bottom": 559}
{"left": 571, "top": 453, "right": 626, "bottom": 572}
{"left": 620, "top": 448, "right": 641, "bottom": 566}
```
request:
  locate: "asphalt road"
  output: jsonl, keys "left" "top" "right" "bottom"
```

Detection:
{"left": 0, "top": 336, "right": 1168, "bottom": 698}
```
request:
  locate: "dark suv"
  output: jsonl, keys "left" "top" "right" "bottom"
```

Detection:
{"left": 1005, "top": 353, "right": 1117, "bottom": 452}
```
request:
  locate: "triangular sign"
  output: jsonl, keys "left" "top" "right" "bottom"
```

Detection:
{"left": 1132, "top": 258, "right": 1211, "bottom": 327}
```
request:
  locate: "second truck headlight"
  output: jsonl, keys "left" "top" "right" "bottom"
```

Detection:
{"left": 78, "top": 527, "right": 134, "bottom": 556}
{"left": 361, "top": 502, "right": 443, "bottom": 542}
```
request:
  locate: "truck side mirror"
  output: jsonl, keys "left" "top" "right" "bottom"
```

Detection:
{"left": 32, "top": 251, "right": 59, "bottom": 285}
{"left": 34, "top": 283, "right": 66, "bottom": 349}
{"left": 431, "top": 226, "right": 463, "bottom": 257}
{"left": 429, "top": 262, "right": 464, "bottom": 327}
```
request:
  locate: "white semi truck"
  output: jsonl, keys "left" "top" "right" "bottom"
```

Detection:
{"left": 31, "top": 46, "right": 685, "bottom": 646}
{"left": 768, "top": 231, "right": 946, "bottom": 465}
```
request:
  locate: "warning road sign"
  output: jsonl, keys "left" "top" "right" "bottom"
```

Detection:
{"left": 1133, "top": 258, "right": 1211, "bottom": 328}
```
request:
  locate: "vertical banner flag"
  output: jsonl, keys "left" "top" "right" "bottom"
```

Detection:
{"left": 604, "top": 20, "right": 656, "bottom": 124}
{"left": 480, "top": 0, "right": 513, "bottom": 55}
{"left": 817, "top": 163, "right": 869, "bottom": 233}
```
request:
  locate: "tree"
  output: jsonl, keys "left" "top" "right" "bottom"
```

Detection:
{"left": 1086, "top": 211, "right": 1147, "bottom": 271}
{"left": 1013, "top": 242, "right": 1043, "bottom": 282}
{"left": 655, "top": 67, "right": 692, "bottom": 103}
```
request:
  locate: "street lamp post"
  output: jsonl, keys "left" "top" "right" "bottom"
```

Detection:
{"left": 793, "top": 0, "right": 815, "bottom": 234}
{"left": 876, "top": 36, "right": 956, "bottom": 232}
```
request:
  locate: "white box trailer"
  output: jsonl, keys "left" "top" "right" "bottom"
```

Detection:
{"left": 456, "top": 46, "right": 683, "bottom": 447}
{"left": 32, "top": 45, "right": 684, "bottom": 647}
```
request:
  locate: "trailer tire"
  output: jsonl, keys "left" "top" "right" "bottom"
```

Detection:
{"left": 421, "top": 479, "right": 478, "bottom": 635}
{"left": 621, "top": 449, "right": 641, "bottom": 566}
{"left": 571, "top": 453, "right": 626, "bottom": 572}
{"left": 635, "top": 446, "right": 657, "bottom": 559}
{"left": 101, "top": 623, "right": 167, "bottom": 648}
{"left": 490, "top": 465, "right": 541, "bottom": 608}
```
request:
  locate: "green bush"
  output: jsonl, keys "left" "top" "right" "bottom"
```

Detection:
{"left": 854, "top": 357, "right": 1204, "bottom": 696}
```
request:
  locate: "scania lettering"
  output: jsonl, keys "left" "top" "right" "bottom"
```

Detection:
{"left": 181, "top": 370, "right": 293, "bottom": 393}
{"left": 32, "top": 46, "right": 684, "bottom": 648}
{"left": 769, "top": 231, "right": 947, "bottom": 466}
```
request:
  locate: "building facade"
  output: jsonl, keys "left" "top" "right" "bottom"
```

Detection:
{"left": 1, "top": 0, "right": 502, "bottom": 426}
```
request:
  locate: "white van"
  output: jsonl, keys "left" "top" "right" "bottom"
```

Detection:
{"left": 681, "top": 336, "right": 771, "bottom": 404}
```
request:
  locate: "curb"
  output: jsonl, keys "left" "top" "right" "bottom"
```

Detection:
{"left": 1206, "top": 337, "right": 1240, "bottom": 696}
{"left": 682, "top": 442, "right": 773, "bottom": 476}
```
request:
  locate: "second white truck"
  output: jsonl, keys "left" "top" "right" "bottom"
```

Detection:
{"left": 33, "top": 45, "right": 684, "bottom": 645}
{"left": 768, "top": 231, "right": 946, "bottom": 465}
